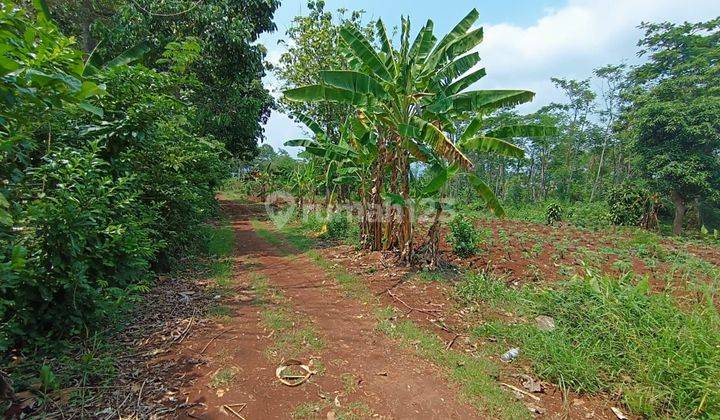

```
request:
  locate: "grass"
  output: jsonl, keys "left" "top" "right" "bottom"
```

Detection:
{"left": 210, "top": 367, "right": 238, "bottom": 388}
{"left": 375, "top": 308, "right": 530, "bottom": 419}
{"left": 460, "top": 269, "right": 720, "bottom": 418}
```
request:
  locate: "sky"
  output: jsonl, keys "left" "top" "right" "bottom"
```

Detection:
{"left": 257, "top": 0, "right": 720, "bottom": 156}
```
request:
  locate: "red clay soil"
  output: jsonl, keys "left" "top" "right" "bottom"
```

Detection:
{"left": 165, "top": 200, "right": 482, "bottom": 419}
{"left": 77, "top": 201, "right": 644, "bottom": 419}
{"left": 318, "top": 245, "right": 620, "bottom": 420}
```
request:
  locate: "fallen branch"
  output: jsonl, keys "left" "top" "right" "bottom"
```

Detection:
{"left": 445, "top": 334, "right": 460, "bottom": 350}
{"left": 200, "top": 329, "right": 234, "bottom": 355}
{"left": 375, "top": 277, "right": 405, "bottom": 296}
{"left": 500, "top": 382, "right": 541, "bottom": 402}
{"left": 223, "top": 403, "right": 247, "bottom": 419}
{"left": 387, "top": 290, "right": 442, "bottom": 316}
{"left": 173, "top": 313, "right": 196, "bottom": 344}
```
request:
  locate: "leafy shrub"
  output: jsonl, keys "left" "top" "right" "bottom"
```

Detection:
{"left": 566, "top": 202, "right": 612, "bottom": 230}
{"left": 321, "top": 212, "right": 351, "bottom": 240}
{"left": 2, "top": 145, "right": 156, "bottom": 350}
{"left": 448, "top": 215, "right": 479, "bottom": 257}
{"left": 545, "top": 203, "right": 563, "bottom": 226}
{"left": 607, "top": 183, "right": 649, "bottom": 226}
{"left": 0, "top": 4, "right": 228, "bottom": 354}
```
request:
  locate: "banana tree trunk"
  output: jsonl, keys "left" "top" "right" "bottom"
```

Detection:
{"left": 384, "top": 148, "right": 400, "bottom": 250}
{"left": 425, "top": 200, "right": 443, "bottom": 269}
{"left": 398, "top": 151, "right": 413, "bottom": 266}
{"left": 368, "top": 135, "right": 387, "bottom": 251}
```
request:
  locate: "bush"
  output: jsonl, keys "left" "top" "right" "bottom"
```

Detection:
{"left": 545, "top": 203, "right": 563, "bottom": 226}
{"left": 448, "top": 215, "right": 479, "bottom": 257}
{"left": 607, "top": 183, "right": 649, "bottom": 226}
{"left": 566, "top": 202, "right": 612, "bottom": 230}
{"left": 0, "top": 5, "right": 228, "bottom": 354}
{"left": 2, "top": 145, "right": 156, "bottom": 350}
{"left": 321, "top": 212, "right": 351, "bottom": 240}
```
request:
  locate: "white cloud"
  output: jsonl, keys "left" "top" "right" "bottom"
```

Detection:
{"left": 476, "top": 0, "right": 720, "bottom": 110}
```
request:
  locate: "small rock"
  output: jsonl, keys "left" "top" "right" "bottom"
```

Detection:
{"left": 535, "top": 315, "right": 556, "bottom": 331}
{"left": 526, "top": 403, "right": 547, "bottom": 414}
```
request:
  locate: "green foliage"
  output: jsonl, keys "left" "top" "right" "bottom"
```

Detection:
{"left": 545, "top": 203, "right": 563, "bottom": 226}
{"left": 321, "top": 212, "right": 351, "bottom": 241}
{"left": 468, "top": 270, "right": 720, "bottom": 418}
{"left": 607, "top": 182, "right": 649, "bottom": 226}
{"left": 448, "top": 215, "right": 480, "bottom": 257}
{"left": 565, "top": 202, "right": 611, "bottom": 230}
{"left": 87, "top": 0, "right": 279, "bottom": 159}
{"left": 275, "top": 1, "right": 373, "bottom": 146}
{"left": 0, "top": 2, "right": 231, "bottom": 356}
{"left": 626, "top": 19, "right": 720, "bottom": 234}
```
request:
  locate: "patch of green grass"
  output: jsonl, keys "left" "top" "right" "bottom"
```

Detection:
{"left": 415, "top": 270, "right": 453, "bottom": 283}
{"left": 455, "top": 271, "right": 526, "bottom": 312}
{"left": 292, "top": 401, "right": 325, "bottom": 419}
{"left": 247, "top": 259, "right": 325, "bottom": 363}
{"left": 375, "top": 309, "right": 529, "bottom": 419}
{"left": 291, "top": 400, "right": 373, "bottom": 420}
{"left": 340, "top": 372, "right": 358, "bottom": 394}
{"left": 210, "top": 367, "right": 238, "bottom": 388}
{"left": 205, "top": 223, "right": 234, "bottom": 257}
{"left": 207, "top": 304, "right": 232, "bottom": 319}
{"left": 261, "top": 307, "right": 294, "bottom": 330}
{"left": 468, "top": 269, "right": 720, "bottom": 418}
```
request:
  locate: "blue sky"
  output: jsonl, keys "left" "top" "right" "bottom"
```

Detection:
{"left": 258, "top": 0, "right": 720, "bottom": 155}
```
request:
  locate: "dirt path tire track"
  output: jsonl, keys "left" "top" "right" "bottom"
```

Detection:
{"left": 174, "top": 201, "right": 481, "bottom": 419}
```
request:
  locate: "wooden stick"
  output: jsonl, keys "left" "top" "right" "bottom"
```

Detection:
{"left": 200, "top": 329, "right": 234, "bottom": 355}
{"left": 445, "top": 334, "right": 460, "bottom": 350}
{"left": 500, "top": 382, "right": 541, "bottom": 401}
{"left": 387, "top": 290, "right": 442, "bottom": 315}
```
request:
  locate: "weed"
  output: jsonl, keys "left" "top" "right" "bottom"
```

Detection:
{"left": 469, "top": 269, "right": 720, "bottom": 418}
{"left": 340, "top": 372, "right": 359, "bottom": 393}
{"left": 207, "top": 304, "right": 232, "bottom": 319}
{"left": 210, "top": 367, "right": 238, "bottom": 388}
{"left": 292, "top": 401, "right": 324, "bottom": 419}
{"left": 448, "top": 215, "right": 481, "bottom": 257}
{"left": 546, "top": 203, "right": 563, "bottom": 226}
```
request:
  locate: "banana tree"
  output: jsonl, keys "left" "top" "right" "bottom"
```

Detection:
{"left": 285, "top": 112, "right": 377, "bottom": 239}
{"left": 284, "top": 9, "right": 553, "bottom": 266}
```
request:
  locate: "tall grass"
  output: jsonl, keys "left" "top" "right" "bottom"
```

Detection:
{"left": 459, "top": 270, "right": 720, "bottom": 418}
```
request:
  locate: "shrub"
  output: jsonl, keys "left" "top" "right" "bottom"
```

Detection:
{"left": 545, "top": 203, "right": 563, "bottom": 226}
{"left": 1, "top": 145, "right": 156, "bottom": 350}
{"left": 0, "top": 5, "right": 228, "bottom": 354}
{"left": 448, "top": 215, "right": 479, "bottom": 257}
{"left": 607, "top": 183, "right": 650, "bottom": 226}
{"left": 566, "top": 202, "right": 612, "bottom": 230}
{"left": 321, "top": 212, "right": 351, "bottom": 240}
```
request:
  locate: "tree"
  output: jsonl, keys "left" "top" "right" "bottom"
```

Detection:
{"left": 625, "top": 18, "right": 720, "bottom": 235}
{"left": 590, "top": 64, "right": 627, "bottom": 201}
{"left": 284, "top": 10, "right": 554, "bottom": 266}
{"left": 84, "top": 0, "right": 280, "bottom": 159}
{"left": 274, "top": 1, "right": 373, "bottom": 145}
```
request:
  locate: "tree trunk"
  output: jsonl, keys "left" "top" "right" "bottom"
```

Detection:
{"left": 398, "top": 151, "right": 413, "bottom": 266}
{"left": 384, "top": 148, "right": 399, "bottom": 250}
{"left": 367, "top": 135, "right": 386, "bottom": 251}
{"left": 590, "top": 136, "right": 609, "bottom": 202}
{"left": 671, "top": 190, "right": 685, "bottom": 236}
{"left": 425, "top": 201, "right": 443, "bottom": 269}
